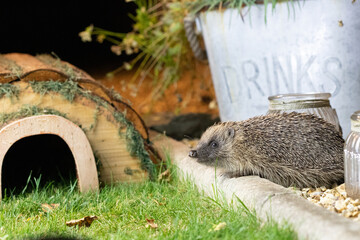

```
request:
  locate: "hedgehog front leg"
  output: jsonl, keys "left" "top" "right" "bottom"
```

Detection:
{"left": 221, "top": 168, "right": 255, "bottom": 178}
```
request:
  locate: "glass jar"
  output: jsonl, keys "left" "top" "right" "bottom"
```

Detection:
{"left": 344, "top": 111, "right": 360, "bottom": 199}
{"left": 267, "top": 93, "right": 342, "bottom": 135}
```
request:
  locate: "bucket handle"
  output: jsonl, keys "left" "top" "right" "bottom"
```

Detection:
{"left": 184, "top": 15, "right": 207, "bottom": 61}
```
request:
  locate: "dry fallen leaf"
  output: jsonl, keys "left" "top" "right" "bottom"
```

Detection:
{"left": 145, "top": 218, "right": 158, "bottom": 229}
{"left": 339, "top": 20, "right": 344, "bottom": 27}
{"left": 158, "top": 169, "right": 170, "bottom": 181}
{"left": 41, "top": 203, "right": 60, "bottom": 213}
{"left": 66, "top": 216, "right": 98, "bottom": 228}
{"left": 153, "top": 199, "right": 165, "bottom": 206}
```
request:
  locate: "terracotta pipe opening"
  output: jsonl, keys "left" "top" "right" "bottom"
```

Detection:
{"left": 1, "top": 134, "right": 77, "bottom": 197}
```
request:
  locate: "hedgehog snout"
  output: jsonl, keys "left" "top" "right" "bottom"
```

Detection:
{"left": 189, "top": 150, "right": 198, "bottom": 158}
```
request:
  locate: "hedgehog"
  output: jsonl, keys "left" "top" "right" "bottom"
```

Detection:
{"left": 188, "top": 112, "right": 344, "bottom": 188}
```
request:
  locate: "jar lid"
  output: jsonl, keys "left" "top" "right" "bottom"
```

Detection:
{"left": 351, "top": 111, "right": 360, "bottom": 122}
{"left": 268, "top": 92, "right": 331, "bottom": 102}
{"left": 268, "top": 93, "right": 331, "bottom": 110}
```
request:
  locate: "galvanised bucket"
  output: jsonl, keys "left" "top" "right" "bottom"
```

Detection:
{"left": 191, "top": 0, "right": 360, "bottom": 136}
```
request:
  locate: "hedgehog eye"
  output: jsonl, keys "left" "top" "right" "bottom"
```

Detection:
{"left": 210, "top": 141, "right": 218, "bottom": 148}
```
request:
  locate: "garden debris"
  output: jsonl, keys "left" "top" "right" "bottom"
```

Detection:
{"left": 41, "top": 203, "right": 60, "bottom": 213}
{"left": 145, "top": 218, "right": 158, "bottom": 229}
{"left": 158, "top": 169, "right": 170, "bottom": 182}
{"left": 299, "top": 184, "right": 360, "bottom": 220}
{"left": 209, "top": 222, "right": 226, "bottom": 232}
{"left": 152, "top": 199, "right": 165, "bottom": 206}
{"left": 66, "top": 216, "right": 98, "bottom": 228}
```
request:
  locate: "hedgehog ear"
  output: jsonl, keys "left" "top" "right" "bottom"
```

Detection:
{"left": 227, "top": 128, "right": 235, "bottom": 138}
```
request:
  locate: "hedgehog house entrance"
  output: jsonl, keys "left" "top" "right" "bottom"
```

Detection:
{"left": 2, "top": 134, "right": 77, "bottom": 194}
{"left": 0, "top": 115, "right": 99, "bottom": 199}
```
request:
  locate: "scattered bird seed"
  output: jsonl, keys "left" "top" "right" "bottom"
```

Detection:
{"left": 296, "top": 184, "right": 360, "bottom": 221}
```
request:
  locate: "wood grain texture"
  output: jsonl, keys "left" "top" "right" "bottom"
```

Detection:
{"left": 0, "top": 81, "right": 148, "bottom": 185}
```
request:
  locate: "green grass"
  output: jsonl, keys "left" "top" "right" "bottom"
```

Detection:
{"left": 0, "top": 168, "right": 297, "bottom": 240}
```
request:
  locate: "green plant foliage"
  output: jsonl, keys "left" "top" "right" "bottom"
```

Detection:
{"left": 80, "top": 0, "right": 193, "bottom": 96}
{"left": 0, "top": 168, "right": 297, "bottom": 239}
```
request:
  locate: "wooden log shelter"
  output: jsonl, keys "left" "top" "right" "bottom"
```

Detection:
{"left": 0, "top": 53, "right": 160, "bottom": 198}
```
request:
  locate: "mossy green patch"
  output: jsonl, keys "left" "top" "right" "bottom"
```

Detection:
{"left": 35, "top": 54, "right": 78, "bottom": 80}
{"left": 109, "top": 87, "right": 126, "bottom": 102}
{"left": 0, "top": 105, "right": 67, "bottom": 125}
{"left": 89, "top": 106, "right": 100, "bottom": 131}
{"left": 0, "top": 83, "right": 20, "bottom": 100}
{"left": 30, "top": 80, "right": 109, "bottom": 108}
{"left": 114, "top": 112, "right": 153, "bottom": 178}
{"left": 30, "top": 80, "right": 81, "bottom": 103}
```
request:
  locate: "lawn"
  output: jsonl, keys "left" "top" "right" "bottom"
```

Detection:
{"left": 0, "top": 164, "right": 297, "bottom": 240}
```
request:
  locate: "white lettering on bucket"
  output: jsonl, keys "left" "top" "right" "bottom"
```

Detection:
{"left": 221, "top": 55, "right": 342, "bottom": 103}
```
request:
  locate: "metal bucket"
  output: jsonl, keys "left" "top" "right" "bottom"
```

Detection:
{"left": 187, "top": 0, "right": 360, "bottom": 136}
